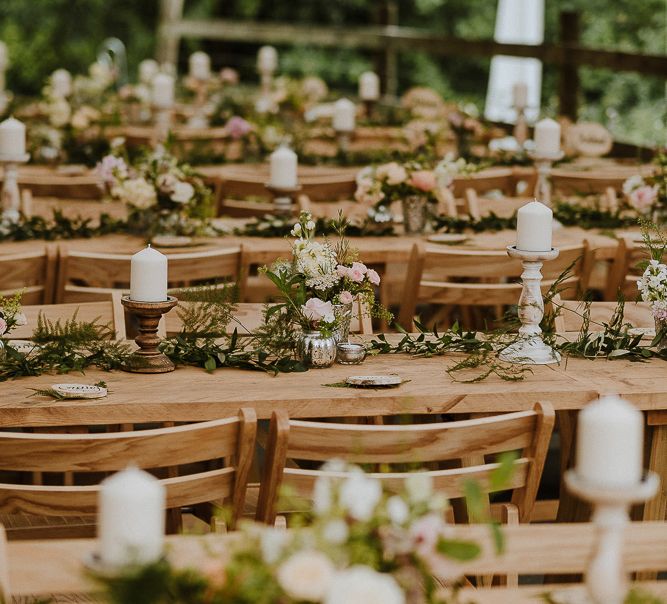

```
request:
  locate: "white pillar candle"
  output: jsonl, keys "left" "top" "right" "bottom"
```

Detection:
{"left": 138, "top": 59, "right": 159, "bottom": 85}
{"left": 359, "top": 71, "right": 380, "bottom": 101}
{"left": 51, "top": 69, "right": 72, "bottom": 98}
{"left": 333, "top": 98, "right": 356, "bottom": 132}
{"left": 130, "top": 245, "right": 168, "bottom": 302}
{"left": 152, "top": 73, "right": 175, "bottom": 109}
{"left": 269, "top": 145, "right": 298, "bottom": 189}
{"left": 99, "top": 467, "right": 166, "bottom": 567}
{"left": 512, "top": 81, "right": 528, "bottom": 109}
{"left": 0, "top": 117, "right": 25, "bottom": 156}
{"left": 516, "top": 200, "right": 552, "bottom": 252}
{"left": 189, "top": 51, "right": 211, "bottom": 81}
{"left": 534, "top": 117, "right": 561, "bottom": 156}
{"left": 257, "top": 45, "right": 278, "bottom": 73}
{"left": 576, "top": 395, "right": 644, "bottom": 488}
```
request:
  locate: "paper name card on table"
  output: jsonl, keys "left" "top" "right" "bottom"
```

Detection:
{"left": 565, "top": 122, "right": 613, "bottom": 157}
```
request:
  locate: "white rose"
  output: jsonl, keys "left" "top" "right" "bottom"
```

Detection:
{"left": 71, "top": 108, "right": 91, "bottom": 130}
{"left": 322, "top": 519, "right": 349, "bottom": 544}
{"left": 49, "top": 99, "right": 71, "bottom": 127}
{"left": 339, "top": 471, "right": 382, "bottom": 521}
{"left": 260, "top": 527, "right": 290, "bottom": 564}
{"left": 313, "top": 476, "right": 332, "bottom": 515}
{"left": 324, "top": 566, "right": 405, "bottom": 604}
{"left": 405, "top": 472, "right": 433, "bottom": 503}
{"left": 171, "top": 181, "right": 195, "bottom": 204}
{"left": 386, "top": 495, "right": 409, "bottom": 525}
{"left": 277, "top": 551, "right": 335, "bottom": 601}
{"left": 123, "top": 178, "right": 157, "bottom": 210}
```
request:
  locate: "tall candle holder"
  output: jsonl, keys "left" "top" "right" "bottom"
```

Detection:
{"left": 255, "top": 68, "right": 275, "bottom": 114}
{"left": 265, "top": 183, "right": 302, "bottom": 217}
{"left": 152, "top": 105, "right": 172, "bottom": 144}
{"left": 513, "top": 104, "right": 528, "bottom": 146}
{"left": 564, "top": 470, "right": 659, "bottom": 604}
{"left": 1, "top": 152, "right": 30, "bottom": 223}
{"left": 187, "top": 80, "right": 210, "bottom": 129}
{"left": 498, "top": 245, "right": 561, "bottom": 365}
{"left": 334, "top": 127, "right": 354, "bottom": 155}
{"left": 121, "top": 295, "right": 178, "bottom": 373}
{"left": 363, "top": 100, "right": 377, "bottom": 121}
{"left": 529, "top": 149, "right": 564, "bottom": 207}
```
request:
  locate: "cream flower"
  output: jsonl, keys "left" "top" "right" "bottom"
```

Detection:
{"left": 324, "top": 566, "right": 405, "bottom": 604}
{"left": 277, "top": 550, "right": 335, "bottom": 601}
{"left": 260, "top": 527, "right": 290, "bottom": 564}
{"left": 48, "top": 99, "right": 71, "bottom": 127}
{"left": 405, "top": 472, "right": 433, "bottom": 503}
{"left": 116, "top": 177, "right": 157, "bottom": 209}
{"left": 386, "top": 495, "right": 409, "bottom": 525}
{"left": 171, "top": 181, "right": 195, "bottom": 204}
{"left": 340, "top": 471, "right": 382, "bottom": 521}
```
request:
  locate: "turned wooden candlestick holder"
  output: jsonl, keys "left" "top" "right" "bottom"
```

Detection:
{"left": 121, "top": 295, "right": 178, "bottom": 373}
{"left": 265, "top": 183, "right": 302, "bottom": 216}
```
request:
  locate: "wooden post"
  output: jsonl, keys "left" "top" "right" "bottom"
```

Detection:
{"left": 559, "top": 10, "right": 580, "bottom": 121}
{"left": 156, "top": 0, "right": 185, "bottom": 66}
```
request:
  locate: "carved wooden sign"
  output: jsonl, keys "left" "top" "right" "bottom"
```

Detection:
{"left": 566, "top": 122, "right": 613, "bottom": 157}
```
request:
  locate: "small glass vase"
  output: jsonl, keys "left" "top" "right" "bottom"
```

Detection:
{"left": 655, "top": 318, "right": 667, "bottom": 352}
{"left": 333, "top": 301, "right": 353, "bottom": 343}
{"left": 297, "top": 330, "right": 337, "bottom": 368}
{"left": 402, "top": 195, "right": 429, "bottom": 234}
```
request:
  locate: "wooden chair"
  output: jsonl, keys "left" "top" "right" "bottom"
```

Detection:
{"left": 452, "top": 168, "right": 518, "bottom": 198}
{"left": 605, "top": 236, "right": 649, "bottom": 302}
{"left": 0, "top": 247, "right": 58, "bottom": 304}
{"left": 14, "top": 166, "right": 103, "bottom": 199}
{"left": 55, "top": 246, "right": 245, "bottom": 302}
{"left": 256, "top": 403, "right": 554, "bottom": 527}
{"left": 550, "top": 294, "right": 653, "bottom": 334}
{"left": 398, "top": 242, "right": 593, "bottom": 331}
{"left": 7, "top": 292, "right": 126, "bottom": 341}
{"left": 163, "top": 300, "right": 373, "bottom": 337}
{"left": 0, "top": 409, "right": 257, "bottom": 540}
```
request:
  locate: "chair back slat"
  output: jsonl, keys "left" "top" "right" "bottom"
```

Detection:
{"left": 0, "top": 248, "right": 57, "bottom": 304}
{"left": 0, "top": 418, "right": 241, "bottom": 472}
{"left": 286, "top": 411, "right": 536, "bottom": 463}
{"left": 452, "top": 168, "right": 516, "bottom": 197}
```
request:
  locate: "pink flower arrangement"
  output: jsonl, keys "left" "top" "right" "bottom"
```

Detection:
{"left": 409, "top": 170, "right": 436, "bottom": 192}
{"left": 95, "top": 155, "right": 128, "bottom": 185}
{"left": 225, "top": 116, "right": 253, "bottom": 140}
{"left": 628, "top": 185, "right": 658, "bottom": 214}
{"left": 336, "top": 262, "right": 381, "bottom": 287}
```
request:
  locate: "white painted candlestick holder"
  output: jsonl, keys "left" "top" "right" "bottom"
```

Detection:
{"left": 152, "top": 106, "right": 172, "bottom": 144}
{"left": 529, "top": 150, "right": 564, "bottom": 207}
{"left": 565, "top": 470, "right": 659, "bottom": 604}
{"left": 498, "top": 245, "right": 561, "bottom": 365}
{"left": 187, "top": 81, "right": 210, "bottom": 129}
{"left": 1, "top": 153, "right": 30, "bottom": 223}
{"left": 265, "top": 183, "right": 302, "bottom": 217}
{"left": 255, "top": 70, "right": 275, "bottom": 114}
{"left": 513, "top": 105, "right": 528, "bottom": 146}
{"left": 335, "top": 128, "right": 354, "bottom": 155}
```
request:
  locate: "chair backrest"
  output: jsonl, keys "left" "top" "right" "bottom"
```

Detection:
{"left": 16, "top": 166, "right": 103, "bottom": 199}
{"left": 605, "top": 236, "right": 650, "bottom": 302}
{"left": 452, "top": 168, "right": 517, "bottom": 197}
{"left": 550, "top": 294, "right": 654, "bottom": 334}
{"left": 398, "top": 241, "right": 593, "bottom": 330}
{"left": 8, "top": 292, "right": 126, "bottom": 341}
{"left": 0, "top": 247, "right": 58, "bottom": 304}
{"left": 163, "top": 300, "right": 373, "bottom": 337}
{"left": 256, "top": 403, "right": 554, "bottom": 526}
{"left": 56, "top": 246, "right": 244, "bottom": 303}
{"left": 0, "top": 409, "right": 257, "bottom": 529}
{"left": 550, "top": 169, "right": 629, "bottom": 196}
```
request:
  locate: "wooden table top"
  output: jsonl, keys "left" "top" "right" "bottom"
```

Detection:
{"left": 2, "top": 337, "right": 667, "bottom": 427}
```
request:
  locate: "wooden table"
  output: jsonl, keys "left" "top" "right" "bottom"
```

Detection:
{"left": 6, "top": 523, "right": 667, "bottom": 602}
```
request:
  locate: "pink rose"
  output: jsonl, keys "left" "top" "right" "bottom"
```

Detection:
{"left": 351, "top": 262, "right": 367, "bottom": 275}
{"left": 336, "top": 265, "right": 349, "bottom": 278}
{"left": 339, "top": 291, "right": 354, "bottom": 305}
{"left": 367, "top": 268, "right": 381, "bottom": 285}
{"left": 0, "top": 317, "right": 6, "bottom": 335}
{"left": 348, "top": 269, "right": 365, "bottom": 283}
{"left": 220, "top": 68, "right": 239, "bottom": 85}
{"left": 225, "top": 116, "right": 252, "bottom": 140}
{"left": 409, "top": 170, "right": 436, "bottom": 192}
{"left": 302, "top": 298, "right": 334, "bottom": 323}
{"left": 95, "top": 155, "right": 127, "bottom": 185}
{"left": 628, "top": 185, "right": 658, "bottom": 214}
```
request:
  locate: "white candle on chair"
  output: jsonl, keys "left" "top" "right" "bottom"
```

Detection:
{"left": 152, "top": 73, "right": 175, "bottom": 109}
{"left": 534, "top": 118, "right": 561, "bottom": 156}
{"left": 138, "top": 59, "right": 159, "bottom": 85}
{"left": 0, "top": 117, "right": 25, "bottom": 156}
{"left": 257, "top": 46, "right": 278, "bottom": 73}
{"left": 333, "top": 98, "right": 356, "bottom": 132}
{"left": 359, "top": 71, "right": 380, "bottom": 101}
{"left": 189, "top": 51, "right": 211, "bottom": 81}
{"left": 516, "top": 200, "right": 552, "bottom": 252}
{"left": 51, "top": 69, "right": 72, "bottom": 98}
{"left": 576, "top": 395, "right": 643, "bottom": 488}
{"left": 512, "top": 82, "right": 528, "bottom": 109}
{"left": 99, "top": 467, "right": 165, "bottom": 567}
{"left": 269, "top": 145, "right": 298, "bottom": 189}
{"left": 130, "top": 246, "right": 168, "bottom": 302}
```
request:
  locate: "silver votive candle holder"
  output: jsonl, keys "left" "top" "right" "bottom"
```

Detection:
{"left": 336, "top": 343, "right": 366, "bottom": 365}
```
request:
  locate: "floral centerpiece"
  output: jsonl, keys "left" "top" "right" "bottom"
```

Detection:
{"left": 262, "top": 212, "right": 388, "bottom": 366}
{"left": 622, "top": 152, "right": 667, "bottom": 221}
{"left": 92, "top": 462, "right": 500, "bottom": 603}
{"left": 96, "top": 146, "right": 214, "bottom": 238}
{"left": 636, "top": 222, "right": 667, "bottom": 350}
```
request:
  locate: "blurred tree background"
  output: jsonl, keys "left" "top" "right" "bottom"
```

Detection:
{"left": 1, "top": 0, "right": 665, "bottom": 145}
